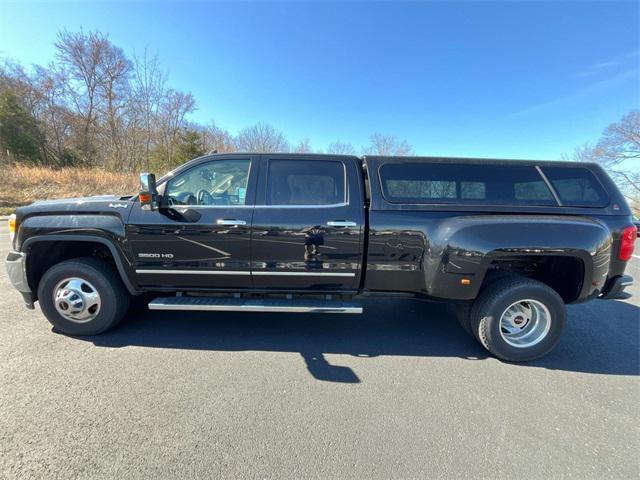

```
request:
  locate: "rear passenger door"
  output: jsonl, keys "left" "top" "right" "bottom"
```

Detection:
{"left": 251, "top": 155, "right": 364, "bottom": 291}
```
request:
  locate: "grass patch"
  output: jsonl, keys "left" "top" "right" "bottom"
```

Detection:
{"left": 0, "top": 164, "right": 139, "bottom": 214}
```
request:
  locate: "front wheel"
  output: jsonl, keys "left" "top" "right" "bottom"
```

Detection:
{"left": 470, "top": 277, "right": 566, "bottom": 362}
{"left": 37, "top": 257, "right": 131, "bottom": 335}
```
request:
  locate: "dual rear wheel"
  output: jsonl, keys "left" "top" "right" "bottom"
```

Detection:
{"left": 458, "top": 277, "right": 566, "bottom": 362}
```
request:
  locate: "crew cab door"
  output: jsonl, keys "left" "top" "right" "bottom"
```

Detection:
{"left": 251, "top": 155, "right": 364, "bottom": 291}
{"left": 127, "top": 156, "right": 258, "bottom": 289}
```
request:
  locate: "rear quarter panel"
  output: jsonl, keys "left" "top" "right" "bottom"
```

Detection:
{"left": 365, "top": 210, "right": 614, "bottom": 300}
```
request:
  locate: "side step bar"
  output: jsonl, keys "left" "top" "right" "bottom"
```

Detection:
{"left": 148, "top": 296, "right": 363, "bottom": 314}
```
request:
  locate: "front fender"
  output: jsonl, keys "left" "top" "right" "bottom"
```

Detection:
{"left": 17, "top": 214, "right": 127, "bottom": 249}
{"left": 17, "top": 214, "right": 139, "bottom": 294}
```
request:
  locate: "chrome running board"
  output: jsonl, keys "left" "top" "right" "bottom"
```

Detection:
{"left": 148, "top": 296, "right": 363, "bottom": 314}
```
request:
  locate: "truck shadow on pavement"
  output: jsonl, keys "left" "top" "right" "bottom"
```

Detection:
{"left": 78, "top": 297, "right": 640, "bottom": 383}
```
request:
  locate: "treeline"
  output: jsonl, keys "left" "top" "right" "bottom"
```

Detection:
{"left": 0, "top": 29, "right": 412, "bottom": 172}
{"left": 562, "top": 110, "right": 640, "bottom": 210}
{"left": 1, "top": 29, "right": 637, "bottom": 213}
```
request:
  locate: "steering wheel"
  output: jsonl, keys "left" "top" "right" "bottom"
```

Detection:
{"left": 172, "top": 191, "right": 197, "bottom": 205}
{"left": 197, "top": 189, "right": 214, "bottom": 205}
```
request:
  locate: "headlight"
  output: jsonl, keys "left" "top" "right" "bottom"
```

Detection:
{"left": 8, "top": 214, "right": 16, "bottom": 244}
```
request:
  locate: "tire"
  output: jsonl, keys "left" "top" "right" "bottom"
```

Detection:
{"left": 457, "top": 273, "right": 516, "bottom": 339}
{"left": 455, "top": 303, "right": 473, "bottom": 336}
{"left": 470, "top": 276, "right": 566, "bottom": 362}
{"left": 37, "top": 257, "right": 131, "bottom": 335}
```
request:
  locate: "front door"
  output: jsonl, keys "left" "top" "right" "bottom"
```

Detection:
{"left": 251, "top": 155, "right": 364, "bottom": 291}
{"left": 127, "top": 156, "right": 257, "bottom": 289}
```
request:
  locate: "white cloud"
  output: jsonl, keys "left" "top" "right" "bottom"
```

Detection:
{"left": 507, "top": 68, "right": 638, "bottom": 119}
{"left": 592, "top": 60, "right": 621, "bottom": 69}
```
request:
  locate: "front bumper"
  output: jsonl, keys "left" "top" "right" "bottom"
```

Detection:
{"left": 600, "top": 275, "right": 634, "bottom": 300}
{"left": 5, "top": 251, "right": 35, "bottom": 309}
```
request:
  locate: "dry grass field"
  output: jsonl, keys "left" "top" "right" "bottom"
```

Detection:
{"left": 0, "top": 164, "right": 139, "bottom": 215}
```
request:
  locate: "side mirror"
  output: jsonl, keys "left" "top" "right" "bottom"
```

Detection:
{"left": 139, "top": 172, "right": 158, "bottom": 210}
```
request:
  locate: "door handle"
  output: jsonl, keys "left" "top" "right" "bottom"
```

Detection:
{"left": 217, "top": 219, "right": 247, "bottom": 226}
{"left": 327, "top": 220, "right": 357, "bottom": 227}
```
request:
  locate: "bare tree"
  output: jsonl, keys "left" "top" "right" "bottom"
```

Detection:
{"left": 293, "top": 138, "right": 313, "bottom": 153}
{"left": 99, "top": 44, "right": 132, "bottom": 169}
{"left": 157, "top": 89, "right": 196, "bottom": 165}
{"left": 54, "top": 29, "right": 134, "bottom": 168}
{"left": 235, "top": 122, "right": 289, "bottom": 152}
{"left": 596, "top": 110, "right": 640, "bottom": 167}
{"left": 132, "top": 50, "right": 167, "bottom": 169}
{"left": 32, "top": 65, "right": 74, "bottom": 164}
{"left": 326, "top": 141, "right": 356, "bottom": 155}
{"left": 364, "top": 133, "right": 413, "bottom": 156}
{"left": 0, "top": 61, "right": 41, "bottom": 117}
{"left": 560, "top": 142, "right": 599, "bottom": 163}
{"left": 54, "top": 29, "right": 109, "bottom": 163}
{"left": 562, "top": 110, "right": 640, "bottom": 210}
{"left": 199, "top": 122, "right": 236, "bottom": 153}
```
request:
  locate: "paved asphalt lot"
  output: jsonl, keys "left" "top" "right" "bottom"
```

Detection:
{"left": 0, "top": 222, "right": 638, "bottom": 479}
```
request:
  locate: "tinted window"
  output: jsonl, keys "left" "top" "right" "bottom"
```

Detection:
{"left": 461, "top": 182, "right": 485, "bottom": 199}
{"left": 514, "top": 181, "right": 555, "bottom": 201}
{"left": 541, "top": 167, "right": 608, "bottom": 207}
{"left": 267, "top": 160, "right": 345, "bottom": 205}
{"left": 379, "top": 163, "right": 556, "bottom": 205}
{"left": 166, "top": 159, "right": 250, "bottom": 206}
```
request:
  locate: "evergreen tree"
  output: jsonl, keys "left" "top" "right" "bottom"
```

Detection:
{"left": 0, "top": 89, "right": 45, "bottom": 163}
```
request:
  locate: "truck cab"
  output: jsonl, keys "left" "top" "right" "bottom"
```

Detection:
{"left": 128, "top": 153, "right": 365, "bottom": 292}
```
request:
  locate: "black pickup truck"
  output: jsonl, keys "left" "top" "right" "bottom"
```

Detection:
{"left": 5, "top": 154, "right": 636, "bottom": 361}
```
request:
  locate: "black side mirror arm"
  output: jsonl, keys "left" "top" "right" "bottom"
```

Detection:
{"left": 139, "top": 173, "right": 158, "bottom": 210}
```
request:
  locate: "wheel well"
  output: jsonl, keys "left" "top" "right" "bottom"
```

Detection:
{"left": 26, "top": 241, "right": 119, "bottom": 300}
{"left": 484, "top": 255, "right": 584, "bottom": 303}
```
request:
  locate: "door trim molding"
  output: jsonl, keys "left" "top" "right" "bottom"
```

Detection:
{"left": 252, "top": 271, "right": 356, "bottom": 277}
{"left": 136, "top": 269, "right": 356, "bottom": 277}
{"left": 136, "top": 269, "right": 251, "bottom": 275}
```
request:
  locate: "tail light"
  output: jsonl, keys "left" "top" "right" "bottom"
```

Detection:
{"left": 618, "top": 225, "right": 636, "bottom": 261}
{"left": 8, "top": 214, "right": 16, "bottom": 245}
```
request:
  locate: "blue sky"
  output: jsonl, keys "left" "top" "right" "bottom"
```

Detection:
{"left": 1, "top": 1, "right": 638, "bottom": 159}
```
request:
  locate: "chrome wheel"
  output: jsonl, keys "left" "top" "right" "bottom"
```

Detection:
{"left": 499, "top": 299, "right": 551, "bottom": 348}
{"left": 53, "top": 277, "right": 101, "bottom": 323}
